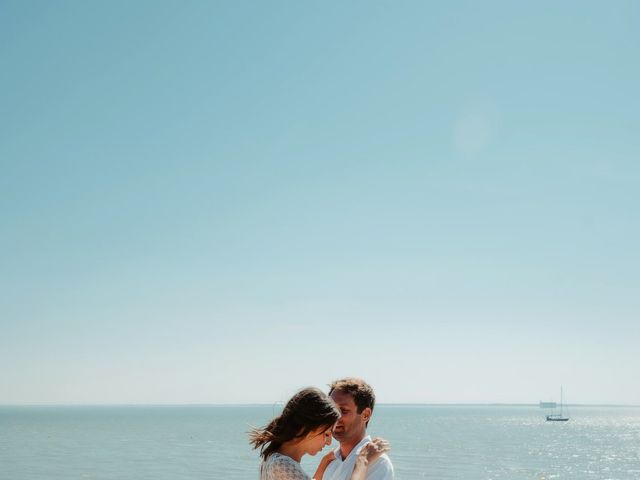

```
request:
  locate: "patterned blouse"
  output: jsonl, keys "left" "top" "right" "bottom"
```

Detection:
{"left": 260, "top": 452, "right": 311, "bottom": 480}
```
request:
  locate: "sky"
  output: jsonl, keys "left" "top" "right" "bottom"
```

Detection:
{"left": 1, "top": 1, "right": 639, "bottom": 406}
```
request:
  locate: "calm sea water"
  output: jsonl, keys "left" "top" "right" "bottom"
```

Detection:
{"left": 1, "top": 405, "right": 639, "bottom": 479}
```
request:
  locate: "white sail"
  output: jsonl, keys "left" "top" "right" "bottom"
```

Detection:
{"left": 545, "top": 386, "right": 569, "bottom": 421}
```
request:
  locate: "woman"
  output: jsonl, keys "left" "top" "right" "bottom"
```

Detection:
{"left": 250, "top": 387, "right": 389, "bottom": 480}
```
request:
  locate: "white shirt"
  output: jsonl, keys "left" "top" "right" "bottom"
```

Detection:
{"left": 322, "top": 436, "right": 394, "bottom": 480}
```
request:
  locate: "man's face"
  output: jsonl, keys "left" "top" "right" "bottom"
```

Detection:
{"left": 330, "top": 389, "right": 371, "bottom": 443}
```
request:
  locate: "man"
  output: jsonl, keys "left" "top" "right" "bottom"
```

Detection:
{"left": 322, "top": 378, "right": 394, "bottom": 480}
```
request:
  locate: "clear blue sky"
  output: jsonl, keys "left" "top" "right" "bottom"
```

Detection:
{"left": 1, "top": 1, "right": 638, "bottom": 405}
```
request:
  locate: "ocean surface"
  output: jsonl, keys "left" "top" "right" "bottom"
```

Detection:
{"left": 1, "top": 405, "right": 639, "bottom": 479}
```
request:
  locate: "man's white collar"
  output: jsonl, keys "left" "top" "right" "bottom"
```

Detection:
{"left": 335, "top": 435, "right": 372, "bottom": 461}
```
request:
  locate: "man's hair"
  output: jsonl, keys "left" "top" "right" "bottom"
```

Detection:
{"left": 329, "top": 377, "right": 376, "bottom": 413}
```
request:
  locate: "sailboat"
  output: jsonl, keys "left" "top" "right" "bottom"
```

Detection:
{"left": 546, "top": 386, "right": 569, "bottom": 422}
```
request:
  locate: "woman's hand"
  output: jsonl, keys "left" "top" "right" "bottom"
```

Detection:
{"left": 312, "top": 450, "right": 336, "bottom": 480}
{"left": 358, "top": 437, "right": 390, "bottom": 464}
{"left": 350, "top": 438, "right": 391, "bottom": 480}
{"left": 320, "top": 450, "right": 336, "bottom": 466}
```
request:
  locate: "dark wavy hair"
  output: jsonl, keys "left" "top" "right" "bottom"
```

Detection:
{"left": 249, "top": 387, "right": 340, "bottom": 460}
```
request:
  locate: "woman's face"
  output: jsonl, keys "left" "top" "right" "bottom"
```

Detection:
{"left": 302, "top": 426, "right": 334, "bottom": 456}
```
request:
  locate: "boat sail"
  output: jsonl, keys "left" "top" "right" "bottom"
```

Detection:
{"left": 546, "top": 386, "right": 569, "bottom": 422}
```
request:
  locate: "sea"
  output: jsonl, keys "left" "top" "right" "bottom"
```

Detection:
{"left": 1, "top": 405, "right": 639, "bottom": 480}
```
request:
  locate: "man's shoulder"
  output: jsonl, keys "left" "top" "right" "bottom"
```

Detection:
{"left": 374, "top": 453, "right": 393, "bottom": 466}
{"left": 367, "top": 453, "right": 394, "bottom": 479}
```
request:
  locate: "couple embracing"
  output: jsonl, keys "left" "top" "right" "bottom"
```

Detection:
{"left": 250, "top": 377, "right": 394, "bottom": 480}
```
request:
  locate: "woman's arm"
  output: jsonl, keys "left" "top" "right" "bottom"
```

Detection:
{"left": 349, "top": 438, "right": 390, "bottom": 480}
{"left": 312, "top": 450, "right": 336, "bottom": 480}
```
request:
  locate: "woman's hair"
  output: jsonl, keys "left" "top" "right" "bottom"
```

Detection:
{"left": 249, "top": 387, "right": 340, "bottom": 460}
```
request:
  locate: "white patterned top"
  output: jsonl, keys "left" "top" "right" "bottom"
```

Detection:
{"left": 260, "top": 452, "right": 311, "bottom": 480}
